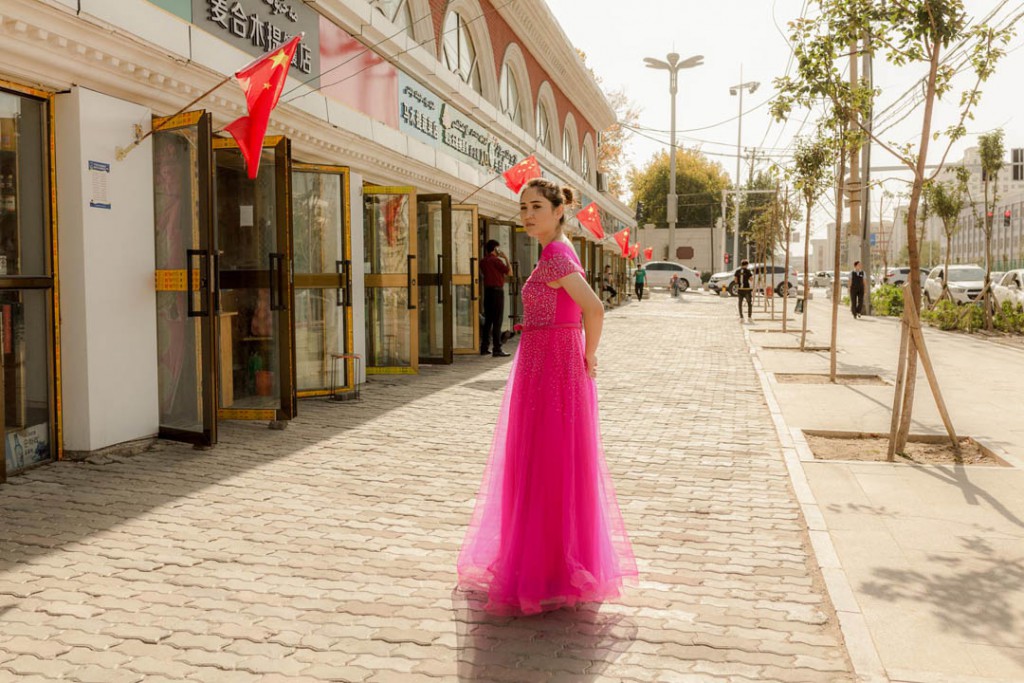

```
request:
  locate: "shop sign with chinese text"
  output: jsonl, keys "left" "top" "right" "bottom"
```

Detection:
{"left": 398, "top": 72, "right": 520, "bottom": 175}
{"left": 192, "top": 0, "right": 320, "bottom": 86}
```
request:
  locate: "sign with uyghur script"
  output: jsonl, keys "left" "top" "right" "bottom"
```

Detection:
{"left": 398, "top": 72, "right": 520, "bottom": 175}
{"left": 192, "top": 0, "right": 319, "bottom": 87}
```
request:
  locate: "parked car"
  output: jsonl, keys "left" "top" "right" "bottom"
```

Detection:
{"left": 642, "top": 261, "right": 703, "bottom": 291}
{"left": 708, "top": 263, "right": 798, "bottom": 297}
{"left": 812, "top": 271, "right": 833, "bottom": 288}
{"left": 884, "top": 266, "right": 928, "bottom": 288}
{"left": 993, "top": 269, "right": 1024, "bottom": 310}
{"left": 923, "top": 264, "right": 986, "bottom": 305}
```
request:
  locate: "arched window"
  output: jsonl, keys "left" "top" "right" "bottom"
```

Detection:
{"left": 581, "top": 147, "right": 591, "bottom": 181}
{"left": 562, "top": 128, "right": 576, "bottom": 170}
{"left": 536, "top": 101, "right": 552, "bottom": 151}
{"left": 371, "top": 0, "right": 414, "bottom": 38}
{"left": 442, "top": 12, "right": 481, "bottom": 93}
{"left": 499, "top": 61, "right": 522, "bottom": 127}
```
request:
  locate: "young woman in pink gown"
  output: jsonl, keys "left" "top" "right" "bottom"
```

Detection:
{"left": 458, "top": 178, "right": 637, "bottom": 616}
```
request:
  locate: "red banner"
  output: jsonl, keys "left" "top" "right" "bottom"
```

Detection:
{"left": 575, "top": 202, "right": 604, "bottom": 239}
{"left": 643, "top": 247, "right": 653, "bottom": 260}
{"left": 613, "top": 227, "right": 630, "bottom": 256}
{"left": 630, "top": 244, "right": 640, "bottom": 259}
{"left": 502, "top": 155, "right": 542, "bottom": 194}
{"left": 225, "top": 35, "right": 302, "bottom": 179}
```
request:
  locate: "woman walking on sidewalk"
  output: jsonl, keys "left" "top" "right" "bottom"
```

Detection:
{"left": 458, "top": 178, "right": 637, "bottom": 616}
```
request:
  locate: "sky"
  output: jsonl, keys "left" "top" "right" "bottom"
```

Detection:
{"left": 544, "top": 0, "right": 1024, "bottom": 237}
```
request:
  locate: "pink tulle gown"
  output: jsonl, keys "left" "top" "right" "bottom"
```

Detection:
{"left": 458, "top": 240, "right": 637, "bottom": 615}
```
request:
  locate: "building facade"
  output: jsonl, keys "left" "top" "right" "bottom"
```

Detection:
{"left": 0, "top": 0, "right": 635, "bottom": 480}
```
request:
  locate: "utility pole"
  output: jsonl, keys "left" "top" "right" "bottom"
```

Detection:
{"left": 859, "top": 32, "right": 874, "bottom": 313}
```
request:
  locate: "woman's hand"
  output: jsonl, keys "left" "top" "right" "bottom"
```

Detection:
{"left": 585, "top": 353, "right": 598, "bottom": 379}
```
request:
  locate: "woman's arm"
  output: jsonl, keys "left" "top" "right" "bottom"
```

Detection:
{"left": 554, "top": 272, "right": 604, "bottom": 378}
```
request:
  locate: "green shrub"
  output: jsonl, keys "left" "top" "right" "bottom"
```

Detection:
{"left": 871, "top": 284, "right": 904, "bottom": 317}
{"left": 841, "top": 295, "right": 850, "bottom": 305}
{"left": 994, "top": 301, "right": 1024, "bottom": 334}
{"left": 701, "top": 271, "right": 712, "bottom": 283}
{"left": 961, "top": 303, "right": 985, "bottom": 332}
{"left": 922, "top": 300, "right": 961, "bottom": 330}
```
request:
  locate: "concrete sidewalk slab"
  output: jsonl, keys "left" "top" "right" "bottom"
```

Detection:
{"left": 745, "top": 294, "right": 1024, "bottom": 683}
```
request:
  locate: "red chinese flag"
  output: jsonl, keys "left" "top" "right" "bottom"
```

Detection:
{"left": 225, "top": 35, "right": 302, "bottom": 179}
{"left": 630, "top": 244, "right": 640, "bottom": 259}
{"left": 575, "top": 202, "right": 604, "bottom": 239}
{"left": 502, "top": 155, "right": 542, "bottom": 194}
{"left": 644, "top": 247, "right": 653, "bottom": 260}
{"left": 613, "top": 227, "right": 630, "bottom": 256}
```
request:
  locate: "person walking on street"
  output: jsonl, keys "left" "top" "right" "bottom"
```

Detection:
{"left": 670, "top": 273, "right": 680, "bottom": 297}
{"left": 850, "top": 261, "right": 866, "bottom": 318}
{"left": 735, "top": 259, "right": 754, "bottom": 322}
{"left": 601, "top": 265, "right": 617, "bottom": 303}
{"left": 480, "top": 239, "right": 511, "bottom": 356}
{"left": 634, "top": 263, "right": 647, "bottom": 301}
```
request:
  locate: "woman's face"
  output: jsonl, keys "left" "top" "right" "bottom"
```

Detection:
{"left": 520, "top": 187, "right": 563, "bottom": 242}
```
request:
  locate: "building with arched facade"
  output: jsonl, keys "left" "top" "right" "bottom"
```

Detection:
{"left": 0, "top": 0, "right": 636, "bottom": 475}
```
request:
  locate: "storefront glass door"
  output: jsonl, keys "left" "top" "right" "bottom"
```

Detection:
{"left": 484, "top": 218, "right": 520, "bottom": 331}
{"left": 0, "top": 84, "right": 58, "bottom": 481}
{"left": 291, "top": 164, "right": 354, "bottom": 397}
{"left": 364, "top": 186, "right": 418, "bottom": 374}
{"left": 451, "top": 204, "right": 479, "bottom": 355}
{"left": 213, "top": 136, "right": 295, "bottom": 423}
{"left": 152, "top": 111, "right": 217, "bottom": 445}
{"left": 416, "top": 194, "right": 452, "bottom": 365}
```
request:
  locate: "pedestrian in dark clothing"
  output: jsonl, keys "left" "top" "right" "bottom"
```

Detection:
{"left": 601, "top": 265, "right": 617, "bottom": 303}
{"left": 850, "top": 261, "right": 866, "bottom": 318}
{"left": 735, "top": 259, "right": 754, "bottom": 322}
{"left": 480, "top": 239, "right": 511, "bottom": 356}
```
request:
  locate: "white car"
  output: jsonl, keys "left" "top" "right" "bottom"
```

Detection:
{"left": 923, "top": 264, "right": 986, "bottom": 305}
{"left": 708, "top": 263, "right": 799, "bottom": 296}
{"left": 811, "top": 271, "right": 833, "bottom": 288}
{"left": 641, "top": 261, "right": 702, "bottom": 292}
{"left": 993, "top": 269, "right": 1024, "bottom": 310}
{"left": 885, "top": 266, "right": 929, "bottom": 289}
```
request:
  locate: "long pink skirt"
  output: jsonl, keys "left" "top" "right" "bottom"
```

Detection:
{"left": 457, "top": 328, "right": 637, "bottom": 615}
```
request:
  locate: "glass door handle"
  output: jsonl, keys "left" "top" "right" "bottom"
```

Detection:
{"left": 186, "top": 249, "right": 209, "bottom": 317}
{"left": 269, "top": 253, "right": 286, "bottom": 312}
{"left": 343, "top": 259, "right": 352, "bottom": 307}
{"left": 213, "top": 252, "right": 221, "bottom": 312}
{"left": 470, "top": 257, "right": 478, "bottom": 301}
{"left": 407, "top": 254, "right": 417, "bottom": 310}
{"left": 437, "top": 254, "right": 443, "bottom": 304}
{"left": 342, "top": 259, "right": 350, "bottom": 307}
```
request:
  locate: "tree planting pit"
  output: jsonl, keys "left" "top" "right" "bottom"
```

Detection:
{"left": 803, "top": 431, "right": 1008, "bottom": 467}
{"left": 775, "top": 373, "right": 886, "bottom": 386}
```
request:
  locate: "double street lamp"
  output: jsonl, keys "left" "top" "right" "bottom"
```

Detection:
{"left": 644, "top": 52, "right": 704, "bottom": 261}
{"left": 730, "top": 70, "right": 759, "bottom": 263}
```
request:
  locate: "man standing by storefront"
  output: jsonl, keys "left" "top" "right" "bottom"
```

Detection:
{"left": 480, "top": 239, "right": 512, "bottom": 357}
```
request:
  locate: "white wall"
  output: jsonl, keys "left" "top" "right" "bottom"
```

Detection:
{"left": 56, "top": 87, "right": 159, "bottom": 452}
{"left": 637, "top": 226, "right": 718, "bottom": 273}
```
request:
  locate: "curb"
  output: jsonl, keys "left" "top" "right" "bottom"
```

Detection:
{"left": 742, "top": 324, "right": 890, "bottom": 683}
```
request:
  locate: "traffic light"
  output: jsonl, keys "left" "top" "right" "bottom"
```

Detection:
{"left": 724, "top": 253, "right": 731, "bottom": 265}
{"left": 1004, "top": 209, "right": 1012, "bottom": 227}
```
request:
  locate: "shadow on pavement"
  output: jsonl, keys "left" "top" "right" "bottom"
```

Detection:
{"left": 859, "top": 535, "right": 1024, "bottom": 668}
{"left": 451, "top": 588, "right": 637, "bottom": 681}
{"left": 0, "top": 352, "right": 513, "bottom": 575}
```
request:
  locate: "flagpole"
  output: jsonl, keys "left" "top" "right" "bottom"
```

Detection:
{"left": 115, "top": 74, "right": 233, "bottom": 161}
{"left": 459, "top": 173, "right": 503, "bottom": 204}
{"left": 115, "top": 33, "right": 305, "bottom": 162}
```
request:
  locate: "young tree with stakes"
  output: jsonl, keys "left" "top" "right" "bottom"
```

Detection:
{"left": 978, "top": 129, "right": 1005, "bottom": 329}
{"left": 776, "top": 0, "right": 1015, "bottom": 457}
{"left": 791, "top": 136, "right": 834, "bottom": 352}
{"left": 923, "top": 168, "right": 970, "bottom": 305}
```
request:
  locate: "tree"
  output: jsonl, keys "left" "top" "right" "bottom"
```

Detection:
{"left": 599, "top": 87, "right": 641, "bottom": 201}
{"left": 775, "top": 0, "right": 1014, "bottom": 457}
{"left": 576, "top": 49, "right": 641, "bottom": 202}
{"left": 772, "top": 9, "right": 873, "bottom": 383}
{"left": 978, "top": 129, "right": 1005, "bottom": 329}
{"left": 627, "top": 149, "right": 732, "bottom": 229}
{"left": 923, "top": 168, "right": 969, "bottom": 304}
{"left": 896, "top": 240, "right": 941, "bottom": 267}
{"left": 791, "top": 136, "right": 834, "bottom": 351}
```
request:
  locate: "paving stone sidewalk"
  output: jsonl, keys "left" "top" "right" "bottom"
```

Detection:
{"left": 0, "top": 293, "right": 853, "bottom": 682}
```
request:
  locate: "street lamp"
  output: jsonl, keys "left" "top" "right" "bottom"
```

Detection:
{"left": 730, "top": 68, "right": 759, "bottom": 266}
{"left": 644, "top": 52, "right": 704, "bottom": 261}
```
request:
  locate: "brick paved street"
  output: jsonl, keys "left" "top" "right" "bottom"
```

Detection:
{"left": 0, "top": 292, "right": 853, "bottom": 682}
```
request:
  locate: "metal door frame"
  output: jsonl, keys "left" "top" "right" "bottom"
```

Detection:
{"left": 416, "top": 193, "right": 453, "bottom": 365}
{"left": 452, "top": 203, "right": 480, "bottom": 355}
{"left": 291, "top": 163, "right": 355, "bottom": 398}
